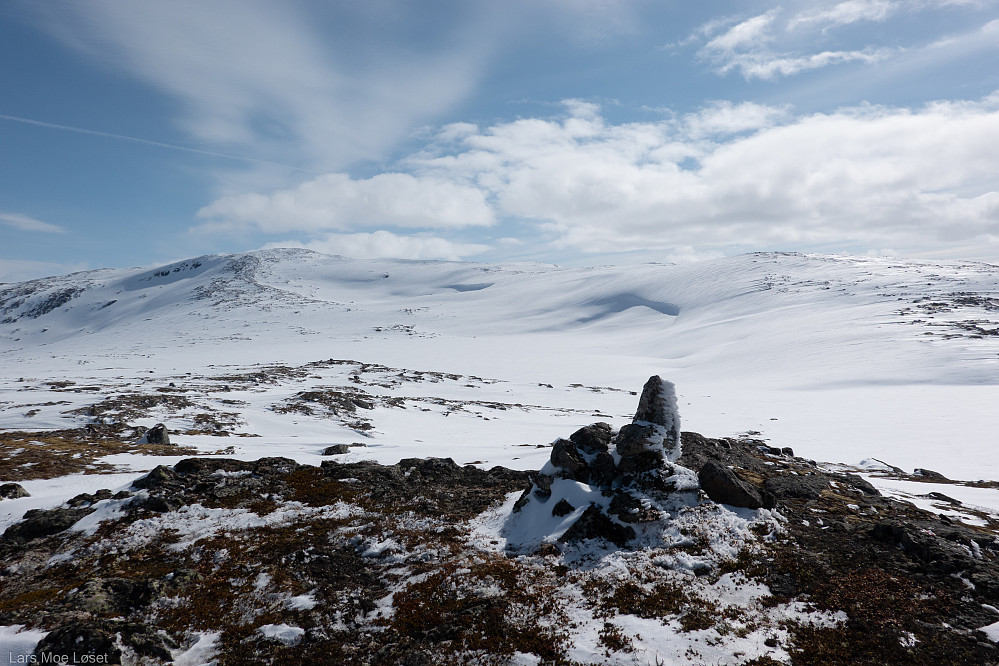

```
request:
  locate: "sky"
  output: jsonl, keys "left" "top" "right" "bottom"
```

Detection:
{"left": 2, "top": 0, "right": 999, "bottom": 281}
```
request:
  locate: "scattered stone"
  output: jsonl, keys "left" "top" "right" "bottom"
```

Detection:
{"left": 914, "top": 468, "right": 951, "bottom": 481}
{"left": 141, "top": 423, "right": 171, "bottom": 445}
{"left": 832, "top": 473, "right": 881, "bottom": 496}
{"left": 324, "top": 444, "right": 351, "bottom": 455}
{"left": 927, "top": 491, "right": 962, "bottom": 505}
{"left": 67, "top": 492, "right": 97, "bottom": 507}
{"left": 551, "top": 499, "right": 574, "bottom": 517}
{"left": 0, "top": 483, "right": 29, "bottom": 499}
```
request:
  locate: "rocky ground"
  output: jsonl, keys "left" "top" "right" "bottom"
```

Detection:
{"left": 2, "top": 382, "right": 999, "bottom": 664}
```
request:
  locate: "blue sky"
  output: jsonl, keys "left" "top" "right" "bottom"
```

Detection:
{"left": 2, "top": 0, "right": 999, "bottom": 281}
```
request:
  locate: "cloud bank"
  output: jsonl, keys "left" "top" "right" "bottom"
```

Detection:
{"left": 202, "top": 95, "right": 999, "bottom": 258}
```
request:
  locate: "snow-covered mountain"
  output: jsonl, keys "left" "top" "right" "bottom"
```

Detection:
{"left": 2, "top": 249, "right": 997, "bottom": 481}
{"left": 4, "top": 249, "right": 999, "bottom": 664}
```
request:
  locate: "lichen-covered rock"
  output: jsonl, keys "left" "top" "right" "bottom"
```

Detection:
{"left": 632, "top": 375, "right": 681, "bottom": 463}
{"left": 698, "top": 461, "right": 767, "bottom": 509}
{"left": 2, "top": 506, "right": 94, "bottom": 543}
{"left": 763, "top": 474, "right": 827, "bottom": 500}
{"left": 0, "top": 483, "right": 29, "bottom": 499}
{"left": 35, "top": 622, "right": 122, "bottom": 665}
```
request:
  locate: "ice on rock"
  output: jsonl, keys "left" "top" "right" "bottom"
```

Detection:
{"left": 632, "top": 375, "right": 681, "bottom": 463}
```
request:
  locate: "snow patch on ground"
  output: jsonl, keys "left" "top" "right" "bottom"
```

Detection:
{"left": 0, "top": 625, "right": 48, "bottom": 662}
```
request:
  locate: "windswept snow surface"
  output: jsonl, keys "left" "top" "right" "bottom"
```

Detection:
{"left": 1, "top": 249, "right": 998, "bottom": 486}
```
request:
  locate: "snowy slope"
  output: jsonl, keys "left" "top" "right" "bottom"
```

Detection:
{"left": 2, "top": 249, "right": 998, "bottom": 483}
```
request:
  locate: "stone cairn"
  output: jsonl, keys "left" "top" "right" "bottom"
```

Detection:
{"left": 512, "top": 376, "right": 691, "bottom": 547}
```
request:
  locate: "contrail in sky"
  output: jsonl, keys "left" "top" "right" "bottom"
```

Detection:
{"left": 0, "top": 113, "right": 320, "bottom": 173}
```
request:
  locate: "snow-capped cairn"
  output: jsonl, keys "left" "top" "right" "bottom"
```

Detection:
{"left": 506, "top": 376, "right": 699, "bottom": 550}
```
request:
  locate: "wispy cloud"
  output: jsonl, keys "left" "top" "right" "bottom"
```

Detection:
{"left": 0, "top": 212, "right": 64, "bottom": 234}
{"left": 22, "top": 0, "right": 491, "bottom": 174}
{"left": 695, "top": 8, "right": 897, "bottom": 80}
{"left": 788, "top": 0, "right": 899, "bottom": 31}
{"left": 703, "top": 11, "right": 778, "bottom": 53}
{"left": 719, "top": 47, "right": 895, "bottom": 79}
{"left": 195, "top": 173, "right": 495, "bottom": 234}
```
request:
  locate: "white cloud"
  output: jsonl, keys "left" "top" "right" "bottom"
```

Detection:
{"left": 695, "top": 8, "right": 899, "bottom": 80}
{"left": 703, "top": 12, "right": 778, "bottom": 53}
{"left": 0, "top": 212, "right": 64, "bottom": 233}
{"left": 263, "top": 231, "right": 488, "bottom": 261}
{"left": 789, "top": 1, "right": 899, "bottom": 30}
{"left": 195, "top": 173, "right": 495, "bottom": 234}
{"left": 409, "top": 96, "right": 999, "bottom": 255}
{"left": 682, "top": 101, "right": 790, "bottom": 137}
{"left": 23, "top": 1, "right": 489, "bottom": 172}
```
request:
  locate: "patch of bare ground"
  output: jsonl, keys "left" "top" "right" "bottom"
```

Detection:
{"left": 0, "top": 429, "right": 201, "bottom": 480}
{"left": 1, "top": 430, "right": 997, "bottom": 664}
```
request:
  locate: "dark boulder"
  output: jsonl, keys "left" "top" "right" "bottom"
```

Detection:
{"left": 608, "top": 492, "right": 659, "bottom": 523}
{"left": 552, "top": 499, "right": 575, "bottom": 517}
{"left": 914, "top": 468, "right": 951, "bottom": 482}
{"left": 143, "top": 423, "right": 170, "bottom": 445}
{"left": 173, "top": 457, "right": 256, "bottom": 476}
{"left": 137, "top": 494, "right": 181, "bottom": 513}
{"left": 399, "top": 457, "right": 462, "bottom": 483}
{"left": 617, "top": 450, "right": 666, "bottom": 475}
{"left": 551, "top": 439, "right": 586, "bottom": 478}
{"left": 589, "top": 452, "right": 617, "bottom": 487}
{"left": 0, "top": 483, "right": 30, "bottom": 499}
{"left": 3, "top": 506, "right": 93, "bottom": 543}
{"left": 559, "top": 505, "right": 636, "bottom": 547}
{"left": 569, "top": 422, "right": 613, "bottom": 454}
{"left": 35, "top": 622, "right": 122, "bottom": 665}
{"left": 614, "top": 423, "right": 657, "bottom": 456}
{"left": 832, "top": 473, "right": 881, "bottom": 497}
{"left": 698, "top": 461, "right": 766, "bottom": 509}
{"left": 132, "top": 464, "right": 176, "bottom": 490}
{"left": 324, "top": 444, "right": 351, "bottom": 455}
{"left": 871, "top": 521, "right": 977, "bottom": 573}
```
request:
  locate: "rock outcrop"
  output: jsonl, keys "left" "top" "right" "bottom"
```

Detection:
{"left": 508, "top": 376, "right": 699, "bottom": 549}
